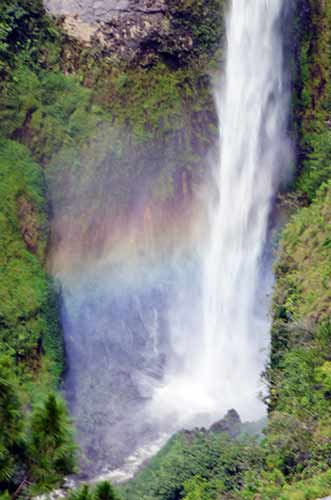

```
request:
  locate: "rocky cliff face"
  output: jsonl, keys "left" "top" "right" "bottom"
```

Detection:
{"left": 44, "top": 0, "right": 224, "bottom": 65}
{"left": 44, "top": 0, "right": 191, "bottom": 64}
{"left": 44, "top": 0, "right": 163, "bottom": 23}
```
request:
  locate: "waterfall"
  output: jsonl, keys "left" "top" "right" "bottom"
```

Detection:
{"left": 150, "top": 0, "right": 291, "bottom": 426}
{"left": 200, "top": 0, "right": 290, "bottom": 419}
{"left": 49, "top": 0, "right": 291, "bottom": 478}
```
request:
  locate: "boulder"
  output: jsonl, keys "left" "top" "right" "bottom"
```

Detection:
{"left": 209, "top": 409, "right": 242, "bottom": 438}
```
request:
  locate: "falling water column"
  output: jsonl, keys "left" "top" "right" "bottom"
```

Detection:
{"left": 201, "top": 0, "right": 290, "bottom": 419}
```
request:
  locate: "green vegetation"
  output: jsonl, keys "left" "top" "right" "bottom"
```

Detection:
{"left": 0, "top": 356, "right": 25, "bottom": 487}
{"left": 28, "top": 394, "right": 77, "bottom": 492}
{"left": 168, "top": 0, "right": 225, "bottom": 61}
{"left": 94, "top": 63, "right": 215, "bottom": 143}
{"left": 0, "top": 356, "right": 77, "bottom": 495}
{"left": 0, "top": 139, "right": 63, "bottom": 384}
{"left": 293, "top": 0, "right": 331, "bottom": 200}
{"left": 0, "top": 63, "right": 108, "bottom": 163}
{"left": 0, "top": 0, "right": 61, "bottom": 73}
{"left": 121, "top": 430, "right": 264, "bottom": 500}
{"left": 0, "top": 1, "right": 95, "bottom": 496}
{"left": 270, "top": 183, "right": 331, "bottom": 379}
{"left": 67, "top": 481, "right": 122, "bottom": 500}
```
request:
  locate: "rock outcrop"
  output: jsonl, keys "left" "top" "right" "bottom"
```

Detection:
{"left": 45, "top": 0, "right": 193, "bottom": 65}
{"left": 44, "top": 0, "right": 225, "bottom": 66}
{"left": 45, "top": 0, "right": 151, "bottom": 23}
{"left": 209, "top": 409, "right": 242, "bottom": 438}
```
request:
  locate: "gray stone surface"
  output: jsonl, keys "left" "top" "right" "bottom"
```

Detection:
{"left": 44, "top": 0, "right": 164, "bottom": 23}
{"left": 44, "top": 0, "right": 129, "bottom": 22}
{"left": 44, "top": 0, "right": 192, "bottom": 65}
{"left": 209, "top": 409, "right": 242, "bottom": 438}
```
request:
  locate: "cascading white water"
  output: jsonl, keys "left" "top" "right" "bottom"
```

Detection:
{"left": 150, "top": 0, "right": 291, "bottom": 426}
{"left": 200, "top": 0, "right": 290, "bottom": 419}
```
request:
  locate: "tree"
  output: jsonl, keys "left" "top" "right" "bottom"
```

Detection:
{"left": 67, "top": 485, "right": 93, "bottom": 500}
{"left": 0, "top": 355, "right": 25, "bottom": 487}
{"left": 94, "top": 481, "right": 121, "bottom": 500}
{"left": 28, "top": 393, "right": 77, "bottom": 487}
{"left": 66, "top": 481, "right": 122, "bottom": 500}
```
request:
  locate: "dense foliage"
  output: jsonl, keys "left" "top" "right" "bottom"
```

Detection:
{"left": 66, "top": 481, "right": 122, "bottom": 500}
{"left": 168, "top": 0, "right": 225, "bottom": 60}
{"left": 121, "top": 430, "right": 264, "bottom": 500}
{"left": 0, "top": 0, "right": 67, "bottom": 394}
{"left": 0, "top": 1, "right": 87, "bottom": 496}
{"left": 0, "top": 355, "right": 77, "bottom": 495}
{"left": 0, "top": 0, "right": 60, "bottom": 73}
{"left": 0, "top": 139, "right": 63, "bottom": 383}
{"left": 293, "top": 0, "right": 331, "bottom": 200}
